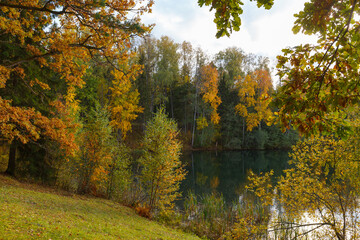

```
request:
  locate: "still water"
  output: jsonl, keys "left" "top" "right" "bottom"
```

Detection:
{"left": 180, "top": 150, "right": 290, "bottom": 204}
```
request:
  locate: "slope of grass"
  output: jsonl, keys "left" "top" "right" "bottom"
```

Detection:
{"left": 0, "top": 175, "right": 201, "bottom": 240}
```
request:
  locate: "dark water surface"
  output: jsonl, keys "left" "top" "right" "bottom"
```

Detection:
{"left": 180, "top": 150, "right": 290, "bottom": 204}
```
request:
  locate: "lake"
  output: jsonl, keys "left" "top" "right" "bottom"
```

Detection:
{"left": 180, "top": 150, "right": 290, "bottom": 204}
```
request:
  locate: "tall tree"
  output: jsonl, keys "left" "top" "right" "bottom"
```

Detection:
{"left": 177, "top": 41, "right": 195, "bottom": 133}
{"left": 0, "top": 0, "right": 152, "bottom": 166}
{"left": 154, "top": 36, "right": 180, "bottom": 117}
{"left": 109, "top": 63, "right": 143, "bottom": 140}
{"left": 200, "top": 64, "right": 222, "bottom": 125}
{"left": 180, "top": 41, "right": 194, "bottom": 85}
{"left": 215, "top": 47, "right": 245, "bottom": 147}
{"left": 192, "top": 47, "right": 208, "bottom": 146}
{"left": 235, "top": 69, "right": 273, "bottom": 132}
{"left": 215, "top": 47, "right": 245, "bottom": 90}
{"left": 78, "top": 105, "right": 114, "bottom": 195}
{"left": 139, "top": 108, "right": 185, "bottom": 214}
{"left": 136, "top": 36, "right": 157, "bottom": 125}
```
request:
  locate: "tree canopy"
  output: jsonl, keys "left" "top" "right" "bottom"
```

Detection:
{"left": 0, "top": 0, "right": 152, "bottom": 152}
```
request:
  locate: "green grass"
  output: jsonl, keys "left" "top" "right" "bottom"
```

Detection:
{"left": 0, "top": 175, "right": 201, "bottom": 240}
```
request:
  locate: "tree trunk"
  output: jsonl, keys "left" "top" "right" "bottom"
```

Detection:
{"left": 5, "top": 142, "right": 16, "bottom": 176}
{"left": 242, "top": 118, "right": 246, "bottom": 146}
{"left": 192, "top": 85, "right": 199, "bottom": 147}
{"left": 184, "top": 99, "right": 187, "bottom": 133}
{"left": 170, "top": 89, "right": 174, "bottom": 119}
{"left": 192, "top": 98, "right": 197, "bottom": 147}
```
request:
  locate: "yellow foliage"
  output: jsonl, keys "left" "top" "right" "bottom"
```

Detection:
{"left": 109, "top": 66, "right": 143, "bottom": 139}
{"left": 235, "top": 69, "right": 274, "bottom": 131}
{"left": 196, "top": 116, "right": 208, "bottom": 130}
{"left": 200, "top": 64, "right": 222, "bottom": 125}
{"left": 247, "top": 134, "right": 360, "bottom": 239}
{"left": 0, "top": 65, "right": 10, "bottom": 88}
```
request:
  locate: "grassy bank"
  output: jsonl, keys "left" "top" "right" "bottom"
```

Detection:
{"left": 0, "top": 175, "right": 200, "bottom": 240}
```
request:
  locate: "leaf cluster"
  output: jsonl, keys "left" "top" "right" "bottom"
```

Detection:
{"left": 276, "top": 0, "right": 360, "bottom": 135}
{"left": 197, "top": 0, "right": 273, "bottom": 38}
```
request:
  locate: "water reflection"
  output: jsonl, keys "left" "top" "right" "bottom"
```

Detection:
{"left": 180, "top": 150, "right": 289, "bottom": 204}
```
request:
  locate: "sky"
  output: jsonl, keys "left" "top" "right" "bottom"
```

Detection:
{"left": 140, "top": 0, "right": 318, "bottom": 82}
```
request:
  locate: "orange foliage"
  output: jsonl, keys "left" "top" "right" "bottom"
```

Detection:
{"left": 0, "top": 97, "right": 77, "bottom": 156}
{"left": 0, "top": 0, "right": 152, "bottom": 153}
{"left": 135, "top": 204, "right": 152, "bottom": 219}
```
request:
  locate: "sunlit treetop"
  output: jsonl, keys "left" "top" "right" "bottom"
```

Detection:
{"left": 0, "top": 0, "right": 153, "bottom": 86}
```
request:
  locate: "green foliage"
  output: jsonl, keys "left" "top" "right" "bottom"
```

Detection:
{"left": 78, "top": 59, "right": 112, "bottom": 114}
{"left": 56, "top": 104, "right": 116, "bottom": 196}
{"left": 77, "top": 104, "right": 114, "bottom": 195}
{"left": 264, "top": 124, "right": 299, "bottom": 149}
{"left": 197, "top": 0, "right": 274, "bottom": 38}
{"left": 153, "top": 36, "right": 180, "bottom": 107}
{"left": 135, "top": 35, "right": 294, "bottom": 150}
{"left": 215, "top": 47, "right": 245, "bottom": 88}
{"left": 107, "top": 143, "right": 132, "bottom": 204}
{"left": 253, "top": 129, "right": 268, "bottom": 149}
{"left": 139, "top": 108, "right": 186, "bottom": 214}
{"left": 194, "top": 122, "right": 219, "bottom": 148}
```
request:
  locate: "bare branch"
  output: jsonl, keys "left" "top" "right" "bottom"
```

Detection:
{"left": 5, "top": 50, "right": 60, "bottom": 68}
{"left": 0, "top": 2, "right": 69, "bottom": 15}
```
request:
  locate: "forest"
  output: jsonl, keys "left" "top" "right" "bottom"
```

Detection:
{"left": 1, "top": 0, "right": 360, "bottom": 239}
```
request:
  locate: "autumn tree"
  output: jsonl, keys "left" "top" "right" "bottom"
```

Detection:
{"left": 194, "top": 64, "right": 222, "bottom": 146}
{"left": 235, "top": 69, "right": 273, "bottom": 131}
{"left": 248, "top": 132, "right": 360, "bottom": 239}
{"left": 76, "top": 105, "right": 114, "bottom": 195}
{"left": 138, "top": 108, "right": 186, "bottom": 215}
{"left": 198, "top": 0, "right": 360, "bottom": 136}
{"left": 109, "top": 63, "right": 143, "bottom": 140}
{"left": 0, "top": 0, "right": 153, "bottom": 174}
{"left": 199, "top": 64, "right": 222, "bottom": 126}
{"left": 276, "top": 0, "right": 360, "bottom": 135}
